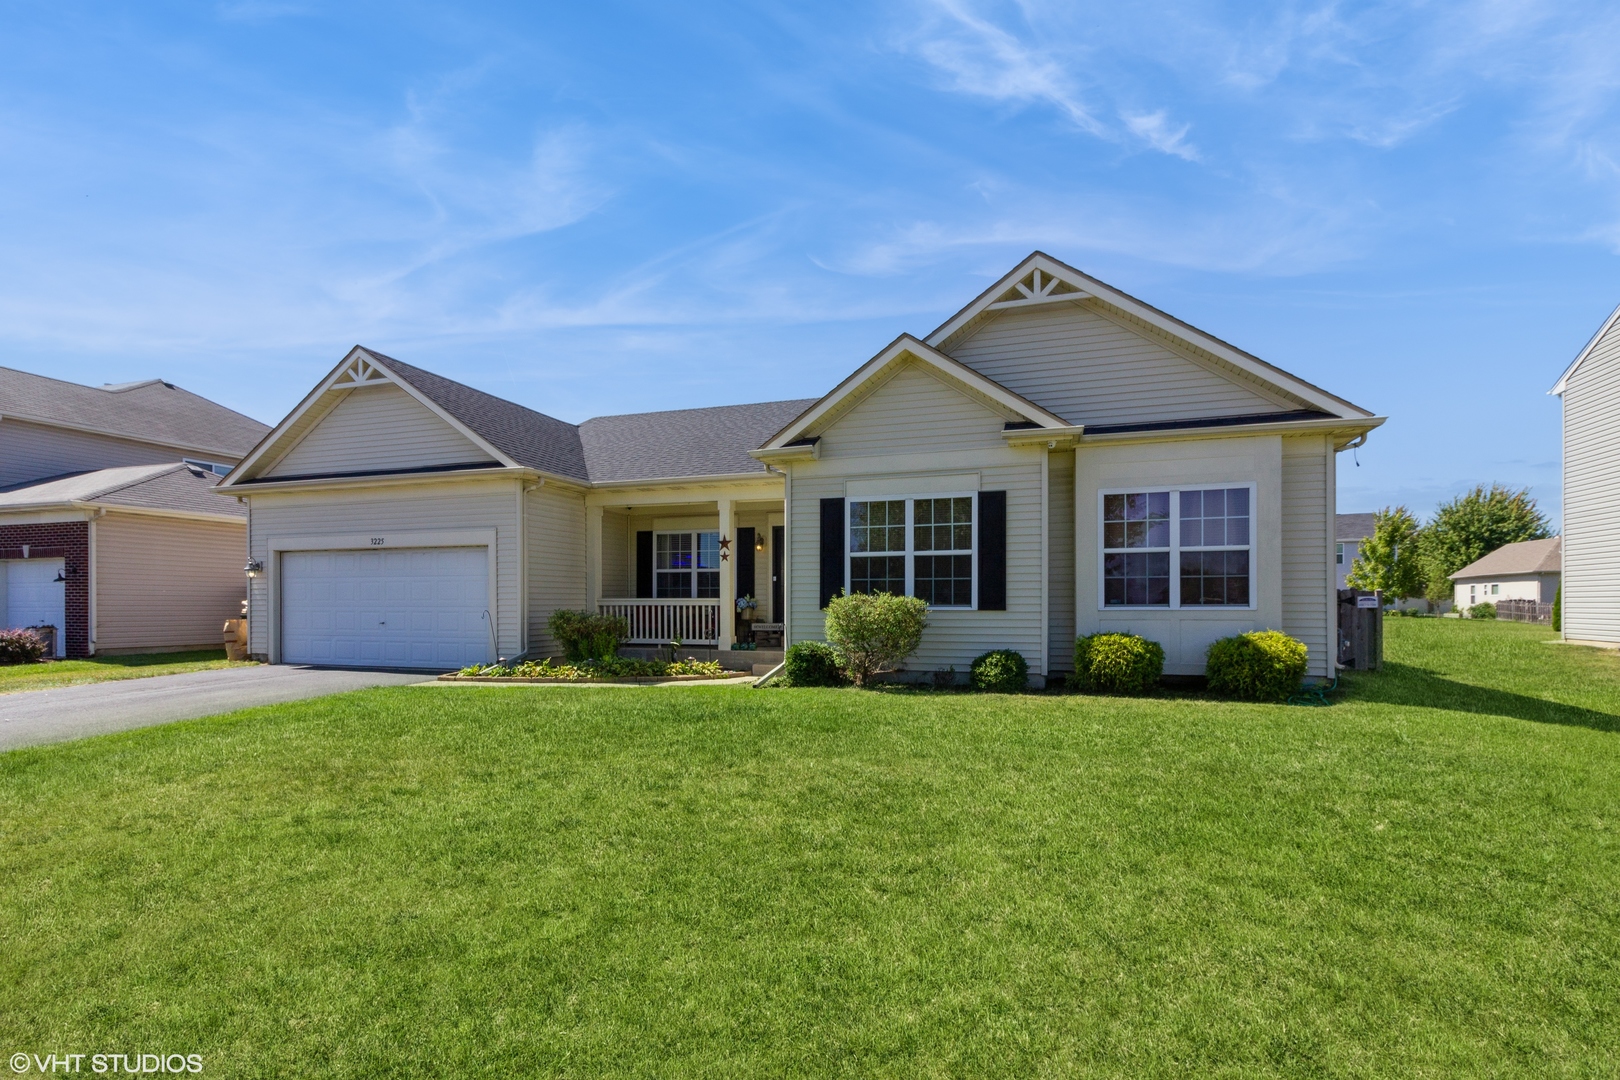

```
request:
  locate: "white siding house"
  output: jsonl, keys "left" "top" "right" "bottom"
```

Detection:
{"left": 220, "top": 252, "right": 1383, "bottom": 681}
{"left": 1553, "top": 304, "right": 1620, "bottom": 644}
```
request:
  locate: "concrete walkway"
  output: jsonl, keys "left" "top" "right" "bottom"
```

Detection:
{"left": 0, "top": 665, "right": 431, "bottom": 751}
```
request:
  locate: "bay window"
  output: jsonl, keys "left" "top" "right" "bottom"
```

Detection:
{"left": 655, "top": 531, "right": 721, "bottom": 598}
{"left": 1100, "top": 485, "right": 1254, "bottom": 608}
{"left": 848, "top": 495, "right": 975, "bottom": 608}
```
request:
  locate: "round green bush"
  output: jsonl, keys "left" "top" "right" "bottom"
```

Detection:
{"left": 1072, "top": 633, "right": 1164, "bottom": 695}
{"left": 783, "top": 640, "right": 845, "bottom": 687}
{"left": 1468, "top": 602, "right": 1497, "bottom": 620}
{"left": 970, "top": 649, "right": 1028, "bottom": 693}
{"left": 1204, "top": 630, "right": 1307, "bottom": 702}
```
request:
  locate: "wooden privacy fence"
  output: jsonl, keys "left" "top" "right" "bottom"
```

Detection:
{"left": 598, "top": 599, "right": 722, "bottom": 645}
{"left": 1338, "top": 589, "right": 1383, "bottom": 671}
{"left": 1495, "top": 599, "right": 1553, "bottom": 623}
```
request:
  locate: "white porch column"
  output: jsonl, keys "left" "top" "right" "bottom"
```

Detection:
{"left": 717, "top": 496, "right": 734, "bottom": 650}
{"left": 586, "top": 504, "right": 603, "bottom": 611}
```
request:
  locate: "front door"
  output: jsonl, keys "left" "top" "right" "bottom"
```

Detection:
{"left": 771, "top": 525, "right": 784, "bottom": 621}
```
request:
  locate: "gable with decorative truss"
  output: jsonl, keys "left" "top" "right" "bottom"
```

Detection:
{"left": 224, "top": 347, "right": 511, "bottom": 484}
{"left": 990, "top": 266, "right": 1088, "bottom": 310}
{"left": 928, "top": 252, "right": 1372, "bottom": 425}
{"left": 263, "top": 382, "right": 495, "bottom": 478}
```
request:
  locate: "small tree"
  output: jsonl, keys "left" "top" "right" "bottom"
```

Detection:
{"left": 1346, "top": 505, "right": 1423, "bottom": 600}
{"left": 1418, "top": 484, "right": 1551, "bottom": 602}
{"left": 823, "top": 592, "right": 928, "bottom": 687}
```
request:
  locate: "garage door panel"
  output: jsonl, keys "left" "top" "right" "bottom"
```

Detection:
{"left": 281, "top": 546, "right": 490, "bottom": 669}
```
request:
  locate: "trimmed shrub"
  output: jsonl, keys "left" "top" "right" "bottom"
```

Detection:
{"left": 1468, "top": 602, "right": 1497, "bottom": 620}
{"left": 1072, "top": 633, "right": 1164, "bottom": 695}
{"left": 1553, "top": 585, "right": 1561, "bottom": 632}
{"left": 0, "top": 628, "right": 48, "bottom": 665}
{"left": 783, "top": 641, "right": 845, "bottom": 687}
{"left": 970, "top": 649, "right": 1028, "bottom": 693}
{"left": 547, "top": 609, "right": 629, "bottom": 662}
{"left": 824, "top": 592, "right": 928, "bottom": 687}
{"left": 1205, "top": 630, "right": 1308, "bottom": 703}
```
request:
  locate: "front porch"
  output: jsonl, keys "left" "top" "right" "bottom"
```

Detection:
{"left": 585, "top": 480, "right": 785, "bottom": 651}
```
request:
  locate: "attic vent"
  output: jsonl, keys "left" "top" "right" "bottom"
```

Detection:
{"left": 991, "top": 267, "right": 1088, "bottom": 309}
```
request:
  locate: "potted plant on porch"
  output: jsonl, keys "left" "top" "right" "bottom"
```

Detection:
{"left": 734, "top": 595, "right": 758, "bottom": 650}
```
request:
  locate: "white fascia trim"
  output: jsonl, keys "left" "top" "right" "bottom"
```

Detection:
{"left": 1080, "top": 415, "right": 1385, "bottom": 449}
{"left": 587, "top": 471, "right": 784, "bottom": 490}
{"left": 219, "top": 346, "right": 521, "bottom": 487}
{"left": 0, "top": 500, "right": 244, "bottom": 524}
{"left": 749, "top": 444, "right": 819, "bottom": 461}
{"left": 924, "top": 252, "right": 1374, "bottom": 421}
{"left": 1550, "top": 299, "right": 1620, "bottom": 395}
{"left": 761, "top": 334, "right": 1069, "bottom": 450}
{"left": 0, "top": 413, "right": 250, "bottom": 462}
{"left": 228, "top": 466, "right": 546, "bottom": 495}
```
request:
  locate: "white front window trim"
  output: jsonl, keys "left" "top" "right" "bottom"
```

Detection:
{"left": 1097, "top": 483, "right": 1257, "bottom": 610}
{"left": 846, "top": 493, "right": 976, "bottom": 609}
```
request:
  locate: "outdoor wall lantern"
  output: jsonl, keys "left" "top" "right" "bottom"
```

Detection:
{"left": 756, "top": 533, "right": 766, "bottom": 551}
{"left": 244, "top": 559, "right": 264, "bottom": 577}
{"left": 52, "top": 569, "right": 66, "bottom": 583}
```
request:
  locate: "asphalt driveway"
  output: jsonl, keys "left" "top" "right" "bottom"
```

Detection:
{"left": 0, "top": 665, "right": 432, "bottom": 751}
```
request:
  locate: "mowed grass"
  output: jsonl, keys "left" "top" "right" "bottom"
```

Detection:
{"left": 0, "top": 650, "right": 254, "bottom": 694}
{"left": 1, "top": 621, "right": 1617, "bottom": 1078}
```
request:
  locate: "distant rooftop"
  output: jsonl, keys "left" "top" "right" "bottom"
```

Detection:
{"left": 0, "top": 365, "right": 269, "bottom": 459}
{"left": 1450, "top": 537, "right": 1561, "bottom": 580}
{"left": 0, "top": 463, "right": 244, "bottom": 519}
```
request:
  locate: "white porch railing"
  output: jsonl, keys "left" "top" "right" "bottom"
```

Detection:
{"left": 598, "top": 599, "right": 722, "bottom": 645}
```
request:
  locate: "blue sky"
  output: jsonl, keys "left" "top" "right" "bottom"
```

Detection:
{"left": 3, "top": 1, "right": 1618, "bottom": 521}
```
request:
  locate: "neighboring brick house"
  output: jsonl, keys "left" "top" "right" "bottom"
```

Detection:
{"left": 0, "top": 368, "right": 268, "bottom": 656}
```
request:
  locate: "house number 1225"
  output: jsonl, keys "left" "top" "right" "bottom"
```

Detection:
{"left": 370, "top": 538, "right": 386, "bottom": 545}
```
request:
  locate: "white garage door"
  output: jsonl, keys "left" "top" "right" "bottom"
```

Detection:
{"left": 280, "top": 547, "right": 492, "bottom": 669}
{"left": 4, "top": 559, "right": 66, "bottom": 658}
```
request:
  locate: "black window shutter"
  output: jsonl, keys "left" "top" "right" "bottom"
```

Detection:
{"left": 978, "top": 491, "right": 1007, "bottom": 610}
{"left": 636, "top": 530, "right": 654, "bottom": 598}
{"left": 819, "top": 498, "right": 845, "bottom": 609}
{"left": 737, "top": 527, "right": 756, "bottom": 599}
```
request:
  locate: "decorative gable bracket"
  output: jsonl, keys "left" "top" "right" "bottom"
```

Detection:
{"left": 331, "top": 354, "right": 393, "bottom": 388}
{"left": 988, "top": 267, "right": 1088, "bottom": 310}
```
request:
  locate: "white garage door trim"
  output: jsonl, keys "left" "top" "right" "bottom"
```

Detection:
{"left": 268, "top": 529, "right": 498, "bottom": 667}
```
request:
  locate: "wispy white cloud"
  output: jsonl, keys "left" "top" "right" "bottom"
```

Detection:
{"left": 902, "top": 0, "right": 1200, "bottom": 160}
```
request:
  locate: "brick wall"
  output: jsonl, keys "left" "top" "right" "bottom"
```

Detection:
{"left": 0, "top": 520, "right": 90, "bottom": 657}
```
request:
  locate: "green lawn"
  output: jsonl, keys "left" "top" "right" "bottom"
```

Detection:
{"left": 0, "top": 650, "right": 255, "bottom": 693}
{"left": 1, "top": 620, "right": 1617, "bottom": 1078}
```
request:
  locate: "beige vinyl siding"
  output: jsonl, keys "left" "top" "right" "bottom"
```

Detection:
{"left": 0, "top": 418, "right": 211, "bottom": 489}
{"left": 264, "top": 384, "right": 494, "bottom": 478}
{"left": 945, "top": 303, "right": 1288, "bottom": 427}
{"left": 94, "top": 512, "right": 246, "bottom": 652}
{"left": 600, "top": 509, "right": 630, "bottom": 598}
{"left": 789, "top": 364, "right": 1048, "bottom": 675}
{"left": 1076, "top": 435, "right": 1286, "bottom": 676}
{"left": 1047, "top": 449, "right": 1075, "bottom": 672}
{"left": 246, "top": 477, "right": 523, "bottom": 658}
{"left": 1562, "top": 317, "right": 1620, "bottom": 641}
{"left": 816, "top": 362, "right": 1010, "bottom": 459}
{"left": 526, "top": 484, "right": 588, "bottom": 656}
{"left": 1280, "top": 435, "right": 1333, "bottom": 677}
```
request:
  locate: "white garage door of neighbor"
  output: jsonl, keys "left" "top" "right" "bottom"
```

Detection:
{"left": 280, "top": 547, "right": 493, "bottom": 669}
{"left": 4, "top": 559, "right": 66, "bottom": 657}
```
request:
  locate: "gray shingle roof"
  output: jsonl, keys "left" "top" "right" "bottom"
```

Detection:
{"left": 363, "top": 351, "right": 590, "bottom": 481}
{"left": 1450, "top": 537, "right": 1561, "bottom": 580}
{"left": 0, "top": 463, "right": 245, "bottom": 518}
{"left": 0, "top": 366, "right": 269, "bottom": 458}
{"left": 580, "top": 399, "right": 818, "bottom": 483}
{"left": 1336, "top": 513, "right": 1377, "bottom": 542}
{"left": 361, "top": 350, "right": 815, "bottom": 485}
